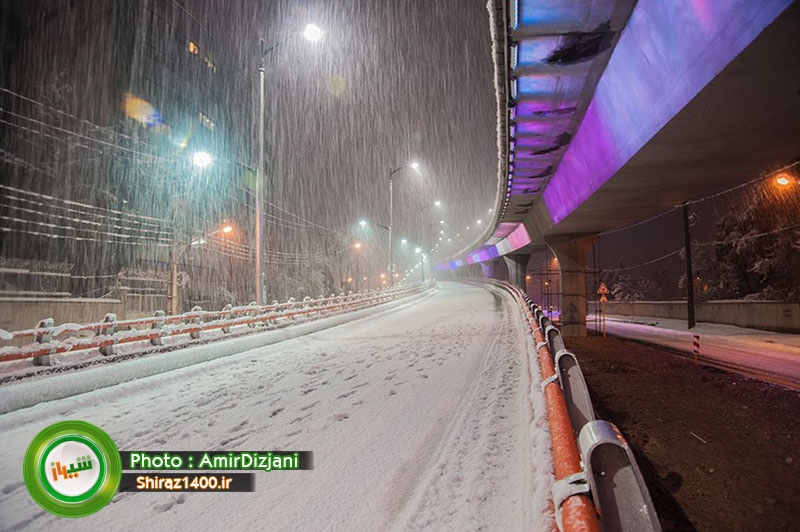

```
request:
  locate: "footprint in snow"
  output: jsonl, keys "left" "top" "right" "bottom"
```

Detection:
{"left": 1, "top": 480, "right": 24, "bottom": 494}
{"left": 152, "top": 494, "right": 186, "bottom": 513}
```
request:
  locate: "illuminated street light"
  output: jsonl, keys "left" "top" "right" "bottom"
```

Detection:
{"left": 353, "top": 241, "right": 363, "bottom": 249}
{"left": 775, "top": 173, "right": 792, "bottom": 186}
{"left": 256, "top": 23, "right": 325, "bottom": 305}
{"left": 414, "top": 247, "right": 421, "bottom": 253}
{"left": 434, "top": 200, "right": 441, "bottom": 207}
{"left": 477, "top": 219, "right": 482, "bottom": 225}
{"left": 172, "top": 222, "right": 232, "bottom": 314}
{"left": 439, "top": 220, "right": 444, "bottom": 224}
{"left": 401, "top": 238, "right": 407, "bottom": 244}
{"left": 388, "top": 162, "right": 422, "bottom": 287}
{"left": 302, "top": 23, "right": 324, "bottom": 43}
{"left": 359, "top": 219, "right": 367, "bottom": 228}
{"left": 192, "top": 151, "right": 213, "bottom": 168}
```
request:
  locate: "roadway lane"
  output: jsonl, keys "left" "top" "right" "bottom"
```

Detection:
{"left": 589, "top": 314, "right": 800, "bottom": 389}
{"left": 0, "top": 282, "right": 553, "bottom": 532}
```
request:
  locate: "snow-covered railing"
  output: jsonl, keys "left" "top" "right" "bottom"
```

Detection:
{"left": 478, "top": 279, "right": 659, "bottom": 532}
{"left": 0, "top": 283, "right": 431, "bottom": 365}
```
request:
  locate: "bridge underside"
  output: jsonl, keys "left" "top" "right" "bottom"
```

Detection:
{"left": 446, "top": 1, "right": 799, "bottom": 336}
{"left": 531, "top": 1, "right": 800, "bottom": 237}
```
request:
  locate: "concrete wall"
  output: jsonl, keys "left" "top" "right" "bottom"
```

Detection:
{"left": 590, "top": 301, "right": 800, "bottom": 334}
{"left": 0, "top": 298, "right": 124, "bottom": 336}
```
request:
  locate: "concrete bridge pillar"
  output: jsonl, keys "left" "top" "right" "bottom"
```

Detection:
{"left": 547, "top": 235, "right": 596, "bottom": 337}
{"left": 482, "top": 257, "right": 509, "bottom": 282}
{"left": 503, "top": 254, "right": 530, "bottom": 293}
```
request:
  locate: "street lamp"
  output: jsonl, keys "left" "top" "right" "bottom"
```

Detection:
{"left": 302, "top": 23, "right": 323, "bottom": 43}
{"left": 192, "top": 151, "right": 213, "bottom": 168}
{"left": 418, "top": 200, "right": 441, "bottom": 284}
{"left": 775, "top": 173, "right": 792, "bottom": 186}
{"left": 170, "top": 223, "right": 233, "bottom": 315}
{"left": 256, "top": 24, "right": 323, "bottom": 305}
{"left": 352, "top": 241, "right": 363, "bottom": 290}
{"left": 359, "top": 219, "right": 367, "bottom": 229}
{"left": 387, "top": 162, "right": 421, "bottom": 287}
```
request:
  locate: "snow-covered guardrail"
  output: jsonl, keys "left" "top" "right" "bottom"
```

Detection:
{"left": 479, "top": 279, "right": 660, "bottom": 532}
{"left": 0, "top": 284, "right": 430, "bottom": 366}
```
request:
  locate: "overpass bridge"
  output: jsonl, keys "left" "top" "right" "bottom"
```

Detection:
{"left": 438, "top": 0, "right": 800, "bottom": 335}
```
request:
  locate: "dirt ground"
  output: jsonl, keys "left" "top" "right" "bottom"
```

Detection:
{"left": 566, "top": 335, "right": 800, "bottom": 532}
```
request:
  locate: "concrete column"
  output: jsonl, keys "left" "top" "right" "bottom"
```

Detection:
{"left": 546, "top": 235, "right": 596, "bottom": 337}
{"left": 503, "top": 254, "right": 530, "bottom": 292}
{"left": 484, "top": 257, "right": 509, "bottom": 282}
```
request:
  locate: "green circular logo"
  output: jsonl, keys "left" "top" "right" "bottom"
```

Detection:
{"left": 23, "top": 421, "right": 121, "bottom": 517}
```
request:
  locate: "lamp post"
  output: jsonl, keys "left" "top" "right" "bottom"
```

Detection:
{"left": 400, "top": 238, "right": 426, "bottom": 283}
{"left": 387, "top": 162, "right": 419, "bottom": 287}
{"left": 256, "top": 24, "right": 323, "bottom": 305}
{"left": 419, "top": 200, "right": 441, "bottom": 283}
{"left": 170, "top": 224, "right": 233, "bottom": 315}
{"left": 352, "top": 241, "right": 363, "bottom": 292}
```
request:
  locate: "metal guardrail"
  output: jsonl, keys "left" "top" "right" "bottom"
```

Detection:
{"left": 0, "top": 283, "right": 431, "bottom": 366}
{"left": 482, "top": 279, "right": 660, "bottom": 532}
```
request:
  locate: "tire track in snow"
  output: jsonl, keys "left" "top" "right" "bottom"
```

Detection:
{"left": 390, "top": 284, "right": 544, "bottom": 531}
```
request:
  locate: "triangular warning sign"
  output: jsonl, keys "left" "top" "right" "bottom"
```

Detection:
{"left": 599, "top": 294, "right": 608, "bottom": 302}
{"left": 597, "top": 282, "right": 610, "bottom": 295}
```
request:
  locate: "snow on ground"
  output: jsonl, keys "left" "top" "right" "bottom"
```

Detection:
{"left": 590, "top": 313, "right": 800, "bottom": 387}
{"left": 0, "top": 282, "right": 553, "bottom": 532}
{"left": 0, "top": 291, "right": 431, "bottom": 414}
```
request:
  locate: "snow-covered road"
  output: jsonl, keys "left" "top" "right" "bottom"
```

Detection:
{"left": 0, "top": 282, "right": 553, "bottom": 532}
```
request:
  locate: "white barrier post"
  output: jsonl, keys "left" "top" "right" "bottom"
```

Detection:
{"left": 32, "top": 318, "right": 55, "bottom": 366}
{"left": 189, "top": 306, "right": 203, "bottom": 339}
{"left": 98, "top": 313, "right": 117, "bottom": 356}
{"left": 151, "top": 310, "right": 166, "bottom": 346}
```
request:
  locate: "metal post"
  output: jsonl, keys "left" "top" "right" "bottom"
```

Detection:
{"left": 388, "top": 174, "right": 394, "bottom": 287}
{"left": 683, "top": 201, "right": 696, "bottom": 329}
{"left": 170, "top": 244, "right": 178, "bottom": 315}
{"left": 420, "top": 210, "right": 426, "bottom": 284}
{"left": 256, "top": 64, "right": 265, "bottom": 306}
{"left": 602, "top": 299, "right": 606, "bottom": 339}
